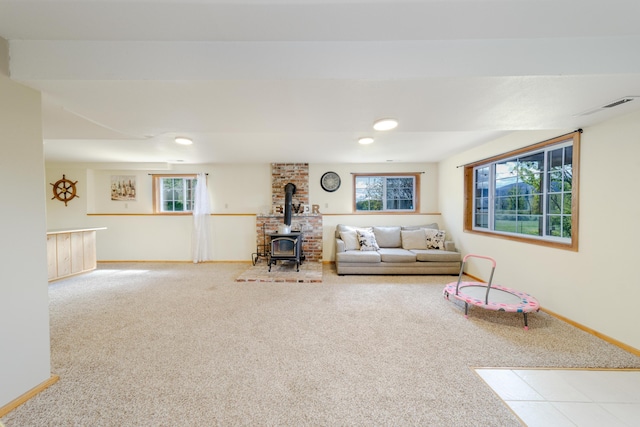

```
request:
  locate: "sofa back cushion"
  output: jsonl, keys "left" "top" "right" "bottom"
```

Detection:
{"left": 401, "top": 229, "right": 428, "bottom": 250}
{"left": 339, "top": 230, "right": 360, "bottom": 251}
{"left": 373, "top": 226, "right": 402, "bottom": 248}
{"left": 401, "top": 223, "right": 439, "bottom": 231}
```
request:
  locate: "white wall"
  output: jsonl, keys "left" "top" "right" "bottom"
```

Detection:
{"left": 0, "top": 67, "right": 51, "bottom": 406}
{"left": 439, "top": 110, "right": 640, "bottom": 350}
{"left": 46, "top": 162, "right": 439, "bottom": 262}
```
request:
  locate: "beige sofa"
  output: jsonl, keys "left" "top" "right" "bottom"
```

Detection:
{"left": 334, "top": 224, "right": 461, "bottom": 275}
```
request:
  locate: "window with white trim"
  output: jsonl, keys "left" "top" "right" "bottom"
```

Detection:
{"left": 464, "top": 131, "right": 580, "bottom": 250}
{"left": 152, "top": 174, "right": 197, "bottom": 213}
{"left": 353, "top": 173, "right": 419, "bottom": 213}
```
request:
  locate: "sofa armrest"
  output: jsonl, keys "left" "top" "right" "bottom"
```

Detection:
{"left": 335, "top": 238, "right": 346, "bottom": 253}
{"left": 444, "top": 241, "right": 457, "bottom": 252}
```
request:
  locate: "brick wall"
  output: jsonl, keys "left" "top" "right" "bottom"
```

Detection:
{"left": 256, "top": 163, "right": 323, "bottom": 262}
{"left": 271, "top": 163, "right": 309, "bottom": 207}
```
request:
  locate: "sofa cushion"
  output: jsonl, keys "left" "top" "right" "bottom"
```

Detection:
{"left": 339, "top": 230, "right": 360, "bottom": 251}
{"left": 412, "top": 249, "right": 461, "bottom": 262}
{"left": 378, "top": 248, "right": 417, "bottom": 263}
{"left": 424, "top": 229, "right": 446, "bottom": 250}
{"left": 336, "top": 224, "right": 372, "bottom": 238}
{"left": 357, "top": 229, "right": 380, "bottom": 251}
{"left": 401, "top": 229, "right": 428, "bottom": 250}
{"left": 402, "top": 223, "right": 439, "bottom": 231}
{"left": 336, "top": 250, "right": 381, "bottom": 263}
{"left": 373, "top": 226, "right": 402, "bottom": 248}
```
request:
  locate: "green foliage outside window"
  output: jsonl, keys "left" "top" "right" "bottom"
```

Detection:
{"left": 160, "top": 177, "right": 196, "bottom": 212}
{"left": 355, "top": 175, "right": 416, "bottom": 212}
{"left": 473, "top": 142, "right": 573, "bottom": 241}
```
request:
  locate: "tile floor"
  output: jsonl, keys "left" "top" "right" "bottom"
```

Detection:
{"left": 475, "top": 368, "right": 640, "bottom": 426}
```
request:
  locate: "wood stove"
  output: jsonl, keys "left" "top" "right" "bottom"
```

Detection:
{"left": 268, "top": 231, "right": 304, "bottom": 271}
{"left": 267, "top": 181, "right": 306, "bottom": 272}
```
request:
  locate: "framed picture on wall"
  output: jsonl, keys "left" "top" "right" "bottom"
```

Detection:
{"left": 111, "top": 175, "right": 137, "bottom": 201}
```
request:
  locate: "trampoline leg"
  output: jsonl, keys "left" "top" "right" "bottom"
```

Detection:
{"left": 523, "top": 313, "right": 529, "bottom": 331}
{"left": 464, "top": 303, "right": 469, "bottom": 319}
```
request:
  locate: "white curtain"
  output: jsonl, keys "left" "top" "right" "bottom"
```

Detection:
{"left": 192, "top": 172, "right": 212, "bottom": 263}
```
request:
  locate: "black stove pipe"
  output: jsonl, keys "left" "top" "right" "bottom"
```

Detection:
{"left": 284, "top": 183, "right": 296, "bottom": 226}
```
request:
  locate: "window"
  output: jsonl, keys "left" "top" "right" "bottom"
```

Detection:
{"left": 152, "top": 174, "right": 197, "bottom": 213}
{"left": 353, "top": 173, "right": 420, "bottom": 213}
{"left": 464, "top": 131, "right": 580, "bottom": 250}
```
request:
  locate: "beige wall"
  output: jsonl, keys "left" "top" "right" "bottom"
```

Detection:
{"left": 46, "top": 163, "right": 269, "bottom": 261}
{"left": 0, "top": 37, "right": 8, "bottom": 76}
{"left": 311, "top": 162, "right": 441, "bottom": 259}
{"left": 439, "top": 109, "right": 640, "bottom": 351}
{"left": 309, "top": 162, "right": 439, "bottom": 214}
{"left": 0, "top": 72, "right": 51, "bottom": 407}
{"left": 46, "top": 162, "right": 438, "bottom": 262}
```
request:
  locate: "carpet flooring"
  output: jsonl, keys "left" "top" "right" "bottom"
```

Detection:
{"left": 3, "top": 262, "right": 639, "bottom": 426}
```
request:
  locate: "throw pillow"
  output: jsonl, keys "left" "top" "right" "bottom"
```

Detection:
{"left": 401, "top": 229, "right": 428, "bottom": 250}
{"left": 340, "top": 230, "right": 360, "bottom": 251}
{"left": 357, "top": 229, "right": 380, "bottom": 251}
{"left": 424, "top": 229, "right": 446, "bottom": 250}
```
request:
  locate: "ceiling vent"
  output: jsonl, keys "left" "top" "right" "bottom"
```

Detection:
{"left": 575, "top": 96, "right": 639, "bottom": 116}
{"left": 601, "top": 97, "right": 635, "bottom": 108}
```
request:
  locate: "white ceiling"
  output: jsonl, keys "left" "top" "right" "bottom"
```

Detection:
{"left": 2, "top": 0, "right": 640, "bottom": 165}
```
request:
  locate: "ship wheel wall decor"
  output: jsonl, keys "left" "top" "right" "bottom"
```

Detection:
{"left": 50, "top": 174, "right": 79, "bottom": 206}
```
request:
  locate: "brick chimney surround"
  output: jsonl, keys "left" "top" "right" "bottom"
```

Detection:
{"left": 256, "top": 163, "right": 323, "bottom": 263}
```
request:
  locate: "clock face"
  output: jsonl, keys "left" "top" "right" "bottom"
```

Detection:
{"left": 321, "top": 171, "right": 341, "bottom": 192}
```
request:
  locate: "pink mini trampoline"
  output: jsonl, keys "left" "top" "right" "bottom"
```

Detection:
{"left": 443, "top": 254, "right": 540, "bottom": 330}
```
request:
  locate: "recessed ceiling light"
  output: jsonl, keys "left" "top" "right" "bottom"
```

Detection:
{"left": 358, "top": 137, "right": 374, "bottom": 145}
{"left": 175, "top": 137, "right": 193, "bottom": 145}
{"left": 373, "top": 118, "right": 398, "bottom": 131}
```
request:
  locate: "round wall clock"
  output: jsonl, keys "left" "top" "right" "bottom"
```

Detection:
{"left": 321, "top": 171, "right": 341, "bottom": 192}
